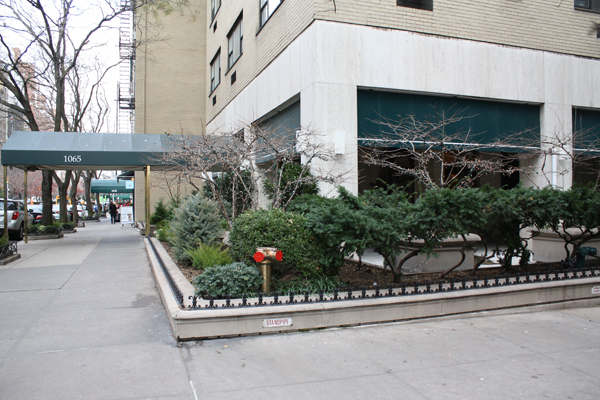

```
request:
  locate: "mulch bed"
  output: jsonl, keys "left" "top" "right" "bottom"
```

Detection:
{"left": 159, "top": 240, "right": 577, "bottom": 289}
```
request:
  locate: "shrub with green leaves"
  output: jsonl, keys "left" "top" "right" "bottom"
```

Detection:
{"left": 170, "top": 193, "right": 223, "bottom": 262}
{"left": 155, "top": 220, "right": 173, "bottom": 243}
{"left": 185, "top": 243, "right": 233, "bottom": 270}
{"left": 203, "top": 170, "right": 254, "bottom": 221}
{"left": 59, "top": 222, "right": 75, "bottom": 230}
{"left": 272, "top": 276, "right": 340, "bottom": 295}
{"left": 150, "top": 198, "right": 172, "bottom": 225}
{"left": 29, "top": 224, "right": 62, "bottom": 235}
{"left": 263, "top": 163, "right": 319, "bottom": 209}
{"left": 229, "top": 209, "right": 325, "bottom": 278}
{"left": 193, "top": 262, "right": 263, "bottom": 298}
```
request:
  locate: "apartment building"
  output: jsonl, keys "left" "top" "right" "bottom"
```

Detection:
{"left": 134, "top": 4, "right": 208, "bottom": 216}
{"left": 205, "top": 0, "right": 600, "bottom": 195}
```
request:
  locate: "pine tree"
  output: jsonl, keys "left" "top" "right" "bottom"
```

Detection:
{"left": 170, "top": 193, "right": 223, "bottom": 262}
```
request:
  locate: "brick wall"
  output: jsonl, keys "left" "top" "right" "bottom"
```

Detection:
{"left": 135, "top": 2, "right": 207, "bottom": 136}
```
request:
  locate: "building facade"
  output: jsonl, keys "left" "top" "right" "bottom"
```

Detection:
{"left": 205, "top": 0, "right": 600, "bottom": 195}
{"left": 134, "top": 3, "right": 208, "bottom": 217}
{"left": 134, "top": 0, "right": 600, "bottom": 221}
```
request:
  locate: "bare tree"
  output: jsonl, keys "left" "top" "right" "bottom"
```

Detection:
{"left": 157, "top": 123, "right": 351, "bottom": 228}
{"left": 359, "top": 108, "right": 539, "bottom": 190}
{"left": 535, "top": 124, "right": 600, "bottom": 189}
{"left": 0, "top": 0, "right": 189, "bottom": 225}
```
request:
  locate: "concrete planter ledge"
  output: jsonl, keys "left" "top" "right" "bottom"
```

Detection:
{"left": 28, "top": 232, "right": 64, "bottom": 240}
{"left": 529, "top": 227, "right": 600, "bottom": 263}
{"left": 145, "top": 237, "right": 600, "bottom": 340}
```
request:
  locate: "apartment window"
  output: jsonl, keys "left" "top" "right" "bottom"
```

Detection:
{"left": 260, "top": 0, "right": 282, "bottom": 27}
{"left": 397, "top": 0, "right": 433, "bottom": 11}
{"left": 210, "top": 50, "right": 220, "bottom": 93}
{"left": 575, "top": 0, "right": 600, "bottom": 10}
{"left": 211, "top": 0, "right": 221, "bottom": 21}
{"left": 228, "top": 16, "right": 243, "bottom": 69}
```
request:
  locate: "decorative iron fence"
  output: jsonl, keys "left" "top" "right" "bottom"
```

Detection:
{"left": 188, "top": 267, "right": 600, "bottom": 309}
{"left": 0, "top": 241, "right": 18, "bottom": 260}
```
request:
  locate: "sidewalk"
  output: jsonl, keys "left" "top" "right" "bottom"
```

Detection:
{"left": 0, "top": 219, "right": 193, "bottom": 399}
{"left": 1, "top": 219, "right": 599, "bottom": 399}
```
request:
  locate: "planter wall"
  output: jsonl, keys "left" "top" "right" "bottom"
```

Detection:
{"left": 530, "top": 229, "right": 600, "bottom": 263}
{"left": 395, "top": 234, "right": 481, "bottom": 273}
{"left": 145, "top": 237, "right": 600, "bottom": 340}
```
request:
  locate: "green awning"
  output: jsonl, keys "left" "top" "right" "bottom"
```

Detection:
{"left": 91, "top": 179, "right": 133, "bottom": 194}
{"left": 357, "top": 90, "right": 541, "bottom": 152}
{"left": 0, "top": 131, "right": 174, "bottom": 171}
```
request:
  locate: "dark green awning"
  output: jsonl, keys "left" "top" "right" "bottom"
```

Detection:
{"left": 357, "top": 90, "right": 541, "bottom": 152}
{"left": 0, "top": 131, "right": 174, "bottom": 171}
{"left": 91, "top": 179, "right": 133, "bottom": 194}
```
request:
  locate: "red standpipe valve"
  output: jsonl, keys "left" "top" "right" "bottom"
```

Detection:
{"left": 253, "top": 247, "right": 283, "bottom": 293}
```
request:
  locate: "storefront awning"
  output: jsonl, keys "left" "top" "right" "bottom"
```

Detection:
{"left": 91, "top": 179, "right": 134, "bottom": 194}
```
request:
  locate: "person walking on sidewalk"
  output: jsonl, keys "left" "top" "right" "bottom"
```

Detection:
{"left": 109, "top": 201, "right": 118, "bottom": 224}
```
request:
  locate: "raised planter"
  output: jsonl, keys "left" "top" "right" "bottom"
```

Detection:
{"left": 145, "top": 237, "right": 600, "bottom": 340}
{"left": 28, "top": 232, "right": 64, "bottom": 240}
{"left": 394, "top": 234, "right": 481, "bottom": 273}
{"left": 0, "top": 241, "right": 20, "bottom": 265}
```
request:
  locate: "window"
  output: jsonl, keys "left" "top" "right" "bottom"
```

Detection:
{"left": 575, "top": 0, "right": 600, "bottom": 11}
{"left": 260, "top": 0, "right": 282, "bottom": 27}
{"left": 228, "top": 16, "right": 243, "bottom": 69}
{"left": 210, "top": 50, "right": 220, "bottom": 93}
{"left": 396, "top": 0, "right": 433, "bottom": 11}
{"left": 211, "top": 0, "right": 221, "bottom": 21}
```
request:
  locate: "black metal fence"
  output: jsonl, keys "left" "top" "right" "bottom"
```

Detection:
{"left": 147, "top": 237, "right": 184, "bottom": 307}
{"left": 0, "top": 241, "right": 18, "bottom": 260}
{"left": 188, "top": 266, "right": 600, "bottom": 310}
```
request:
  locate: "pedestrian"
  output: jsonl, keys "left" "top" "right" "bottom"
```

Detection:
{"left": 109, "top": 200, "right": 118, "bottom": 224}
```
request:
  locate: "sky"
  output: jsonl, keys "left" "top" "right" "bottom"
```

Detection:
{"left": 2, "top": 0, "right": 126, "bottom": 133}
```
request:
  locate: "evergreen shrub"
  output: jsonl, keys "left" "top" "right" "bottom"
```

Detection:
{"left": 193, "top": 262, "right": 262, "bottom": 298}
{"left": 170, "top": 193, "right": 223, "bottom": 262}
{"left": 155, "top": 220, "right": 173, "bottom": 243}
{"left": 263, "top": 163, "right": 319, "bottom": 208}
{"left": 150, "top": 198, "right": 172, "bottom": 225}
{"left": 229, "top": 209, "right": 325, "bottom": 278}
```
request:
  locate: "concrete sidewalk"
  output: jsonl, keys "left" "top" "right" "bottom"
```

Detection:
{"left": 1, "top": 219, "right": 599, "bottom": 399}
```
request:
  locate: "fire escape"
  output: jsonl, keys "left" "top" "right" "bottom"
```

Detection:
{"left": 117, "top": 0, "right": 135, "bottom": 134}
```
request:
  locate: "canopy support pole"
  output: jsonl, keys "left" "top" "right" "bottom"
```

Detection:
{"left": 3, "top": 166, "right": 7, "bottom": 240}
{"left": 145, "top": 165, "right": 151, "bottom": 238}
{"left": 24, "top": 170, "right": 28, "bottom": 243}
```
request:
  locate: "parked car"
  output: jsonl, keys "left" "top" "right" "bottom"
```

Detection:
{"left": 0, "top": 199, "right": 34, "bottom": 240}
{"left": 28, "top": 204, "right": 45, "bottom": 225}
{"left": 52, "top": 204, "right": 60, "bottom": 221}
{"left": 68, "top": 205, "right": 88, "bottom": 221}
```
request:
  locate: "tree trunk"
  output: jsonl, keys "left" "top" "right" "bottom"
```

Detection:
{"left": 69, "top": 171, "right": 81, "bottom": 225}
{"left": 83, "top": 171, "right": 95, "bottom": 216}
{"left": 41, "top": 170, "right": 54, "bottom": 225}
{"left": 54, "top": 171, "right": 72, "bottom": 222}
